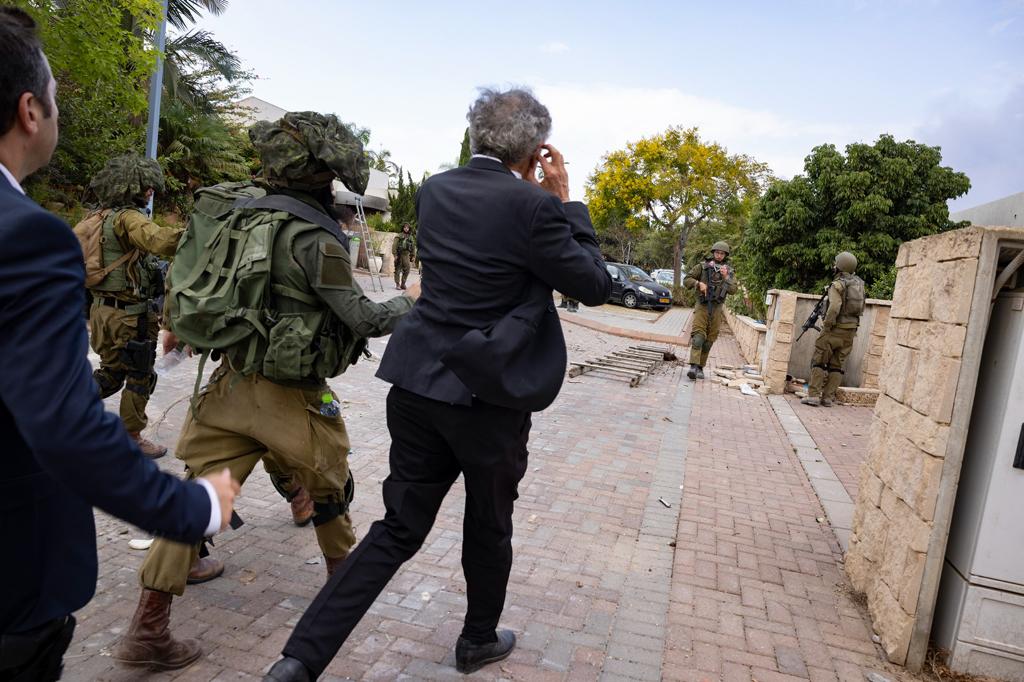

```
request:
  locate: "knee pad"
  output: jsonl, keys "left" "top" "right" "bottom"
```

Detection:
{"left": 94, "top": 369, "right": 126, "bottom": 398}
{"left": 691, "top": 332, "right": 706, "bottom": 349}
{"left": 313, "top": 473, "right": 355, "bottom": 527}
{"left": 312, "top": 499, "right": 343, "bottom": 527}
{"left": 269, "top": 471, "right": 297, "bottom": 502}
{"left": 125, "top": 371, "right": 156, "bottom": 397}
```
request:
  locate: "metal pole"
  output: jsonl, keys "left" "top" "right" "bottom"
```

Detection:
{"left": 144, "top": 0, "right": 169, "bottom": 216}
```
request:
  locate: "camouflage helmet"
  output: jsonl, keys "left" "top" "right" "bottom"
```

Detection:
{"left": 90, "top": 154, "right": 165, "bottom": 207}
{"left": 711, "top": 241, "right": 731, "bottom": 255}
{"left": 834, "top": 251, "right": 858, "bottom": 273}
{"left": 249, "top": 111, "right": 369, "bottom": 194}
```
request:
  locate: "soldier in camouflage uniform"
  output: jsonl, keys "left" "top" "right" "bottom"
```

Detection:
{"left": 392, "top": 222, "right": 416, "bottom": 289}
{"left": 114, "top": 112, "right": 418, "bottom": 672}
{"left": 684, "top": 241, "right": 738, "bottom": 380}
{"left": 801, "top": 251, "right": 865, "bottom": 407}
{"left": 86, "top": 154, "right": 179, "bottom": 458}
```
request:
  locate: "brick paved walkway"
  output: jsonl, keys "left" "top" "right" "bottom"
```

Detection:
{"left": 63, "top": 284, "right": 911, "bottom": 681}
{"left": 785, "top": 398, "right": 873, "bottom": 502}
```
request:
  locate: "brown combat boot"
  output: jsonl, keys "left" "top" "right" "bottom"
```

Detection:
{"left": 290, "top": 485, "right": 314, "bottom": 526}
{"left": 186, "top": 556, "right": 224, "bottom": 585}
{"left": 129, "top": 431, "right": 167, "bottom": 459}
{"left": 114, "top": 589, "right": 201, "bottom": 671}
{"left": 325, "top": 553, "right": 349, "bottom": 578}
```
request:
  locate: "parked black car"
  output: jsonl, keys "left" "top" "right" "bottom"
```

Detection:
{"left": 605, "top": 263, "right": 673, "bottom": 310}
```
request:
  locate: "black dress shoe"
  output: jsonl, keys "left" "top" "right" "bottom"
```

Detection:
{"left": 455, "top": 629, "right": 516, "bottom": 674}
{"left": 263, "top": 656, "right": 311, "bottom": 682}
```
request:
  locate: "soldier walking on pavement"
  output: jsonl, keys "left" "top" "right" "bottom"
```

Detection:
{"left": 392, "top": 222, "right": 416, "bottom": 289}
{"left": 801, "top": 251, "right": 864, "bottom": 407}
{"left": 113, "top": 112, "right": 418, "bottom": 672}
{"left": 685, "top": 241, "right": 737, "bottom": 380}
{"left": 82, "top": 154, "right": 180, "bottom": 459}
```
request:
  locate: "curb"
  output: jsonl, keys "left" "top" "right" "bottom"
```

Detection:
{"left": 767, "top": 395, "right": 855, "bottom": 552}
{"left": 558, "top": 310, "right": 690, "bottom": 346}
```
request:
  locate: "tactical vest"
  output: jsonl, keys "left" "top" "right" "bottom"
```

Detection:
{"left": 836, "top": 272, "right": 865, "bottom": 326}
{"left": 698, "top": 260, "right": 730, "bottom": 305}
{"left": 395, "top": 234, "right": 414, "bottom": 254}
{"left": 89, "top": 207, "right": 151, "bottom": 298}
{"left": 169, "top": 182, "right": 364, "bottom": 385}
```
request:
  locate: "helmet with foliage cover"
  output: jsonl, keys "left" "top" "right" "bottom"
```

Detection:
{"left": 248, "top": 111, "right": 369, "bottom": 194}
{"left": 89, "top": 154, "right": 165, "bottom": 207}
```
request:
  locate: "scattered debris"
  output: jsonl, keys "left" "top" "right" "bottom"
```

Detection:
{"left": 421, "top": 591, "right": 431, "bottom": 601}
{"left": 128, "top": 538, "right": 153, "bottom": 551}
{"left": 576, "top": 580, "right": 584, "bottom": 588}
{"left": 237, "top": 569, "right": 258, "bottom": 585}
{"left": 865, "top": 672, "right": 891, "bottom": 682}
{"left": 739, "top": 383, "right": 759, "bottom": 397}
{"left": 528, "top": 514, "right": 538, "bottom": 523}
{"left": 816, "top": 516, "right": 826, "bottom": 523}
{"left": 658, "top": 497, "right": 672, "bottom": 508}
{"left": 305, "top": 558, "right": 321, "bottom": 565}
{"left": 871, "top": 634, "right": 881, "bottom": 644}
{"left": 668, "top": 541, "right": 676, "bottom": 548}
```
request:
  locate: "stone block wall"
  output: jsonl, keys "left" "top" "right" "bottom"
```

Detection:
{"left": 761, "top": 290, "right": 798, "bottom": 393}
{"left": 845, "top": 226, "right": 987, "bottom": 666}
{"left": 723, "top": 307, "right": 767, "bottom": 365}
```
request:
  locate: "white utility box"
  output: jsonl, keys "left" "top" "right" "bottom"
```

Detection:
{"left": 932, "top": 290, "right": 1024, "bottom": 680}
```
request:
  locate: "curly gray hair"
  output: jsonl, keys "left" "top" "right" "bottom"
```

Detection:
{"left": 467, "top": 87, "right": 551, "bottom": 165}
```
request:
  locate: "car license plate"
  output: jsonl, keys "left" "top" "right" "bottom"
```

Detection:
{"left": 659, "top": 298, "right": 670, "bottom": 304}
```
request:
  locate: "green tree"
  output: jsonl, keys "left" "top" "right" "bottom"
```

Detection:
{"left": 388, "top": 169, "right": 420, "bottom": 229}
{"left": 15, "top": 0, "right": 163, "bottom": 195}
{"left": 458, "top": 127, "right": 471, "bottom": 166}
{"left": 586, "top": 127, "right": 771, "bottom": 289}
{"left": 741, "top": 134, "right": 971, "bottom": 302}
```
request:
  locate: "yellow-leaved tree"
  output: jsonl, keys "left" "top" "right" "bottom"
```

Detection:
{"left": 586, "top": 127, "right": 771, "bottom": 288}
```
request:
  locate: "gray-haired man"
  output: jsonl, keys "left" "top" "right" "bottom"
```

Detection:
{"left": 265, "top": 87, "right": 611, "bottom": 681}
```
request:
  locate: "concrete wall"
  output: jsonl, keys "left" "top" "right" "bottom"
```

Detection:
{"left": 844, "top": 225, "right": 1024, "bottom": 670}
{"left": 723, "top": 307, "right": 766, "bottom": 365}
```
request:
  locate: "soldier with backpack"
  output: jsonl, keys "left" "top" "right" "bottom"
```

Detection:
{"left": 801, "top": 251, "right": 865, "bottom": 407}
{"left": 113, "top": 112, "right": 418, "bottom": 672}
{"left": 75, "top": 154, "right": 180, "bottom": 458}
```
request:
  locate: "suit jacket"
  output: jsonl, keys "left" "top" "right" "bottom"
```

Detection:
{"left": 0, "top": 172, "right": 211, "bottom": 634}
{"left": 376, "top": 156, "right": 611, "bottom": 407}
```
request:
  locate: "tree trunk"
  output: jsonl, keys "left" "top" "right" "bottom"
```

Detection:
{"left": 672, "top": 237, "right": 681, "bottom": 289}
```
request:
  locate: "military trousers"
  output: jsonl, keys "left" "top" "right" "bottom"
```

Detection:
{"left": 807, "top": 326, "right": 857, "bottom": 400}
{"left": 394, "top": 252, "right": 411, "bottom": 287}
{"left": 88, "top": 301, "right": 158, "bottom": 433}
{"left": 139, "top": 367, "right": 356, "bottom": 596}
{"left": 689, "top": 303, "right": 724, "bottom": 367}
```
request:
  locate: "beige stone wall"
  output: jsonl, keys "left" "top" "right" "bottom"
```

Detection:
{"left": 761, "top": 290, "right": 798, "bottom": 393}
{"left": 845, "top": 227, "right": 987, "bottom": 666}
{"left": 723, "top": 307, "right": 767, "bottom": 365}
{"left": 759, "top": 289, "right": 890, "bottom": 395}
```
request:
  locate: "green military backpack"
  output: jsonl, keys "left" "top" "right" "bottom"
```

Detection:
{"left": 168, "top": 181, "right": 352, "bottom": 391}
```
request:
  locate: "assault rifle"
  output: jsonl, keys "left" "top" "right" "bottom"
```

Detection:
{"left": 795, "top": 286, "right": 830, "bottom": 343}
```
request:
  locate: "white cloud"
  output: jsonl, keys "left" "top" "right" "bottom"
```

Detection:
{"left": 531, "top": 82, "right": 892, "bottom": 198}
{"left": 989, "top": 17, "right": 1016, "bottom": 33}
{"left": 540, "top": 41, "right": 570, "bottom": 54}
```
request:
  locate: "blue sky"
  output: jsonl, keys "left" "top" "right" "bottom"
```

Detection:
{"left": 200, "top": 0, "right": 1023, "bottom": 209}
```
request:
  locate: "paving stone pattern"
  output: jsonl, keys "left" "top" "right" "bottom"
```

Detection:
{"left": 62, "top": 286, "right": 912, "bottom": 681}
{"left": 786, "top": 399, "right": 873, "bottom": 502}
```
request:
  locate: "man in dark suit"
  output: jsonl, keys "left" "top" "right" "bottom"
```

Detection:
{"left": 265, "top": 88, "right": 611, "bottom": 680}
{"left": 0, "top": 9, "right": 239, "bottom": 680}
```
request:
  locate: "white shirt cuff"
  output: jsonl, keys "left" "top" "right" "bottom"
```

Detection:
{"left": 195, "top": 478, "right": 222, "bottom": 536}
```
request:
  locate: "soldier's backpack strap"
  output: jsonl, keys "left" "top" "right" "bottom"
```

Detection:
{"left": 233, "top": 195, "right": 351, "bottom": 250}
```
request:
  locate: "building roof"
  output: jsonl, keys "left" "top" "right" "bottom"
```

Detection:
{"left": 950, "top": 191, "right": 1024, "bottom": 228}
{"left": 232, "top": 96, "right": 288, "bottom": 126}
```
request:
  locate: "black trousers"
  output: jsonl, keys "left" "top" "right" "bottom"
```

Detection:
{"left": 0, "top": 616, "right": 75, "bottom": 682}
{"left": 282, "top": 386, "right": 531, "bottom": 676}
